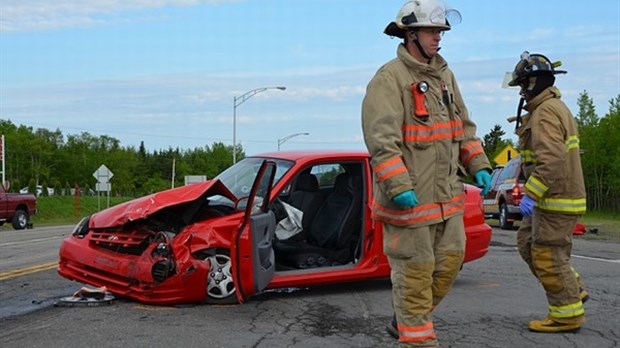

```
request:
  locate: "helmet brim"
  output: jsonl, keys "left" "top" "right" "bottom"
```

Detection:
{"left": 508, "top": 69, "right": 567, "bottom": 86}
{"left": 384, "top": 22, "right": 450, "bottom": 39}
{"left": 384, "top": 22, "right": 407, "bottom": 39}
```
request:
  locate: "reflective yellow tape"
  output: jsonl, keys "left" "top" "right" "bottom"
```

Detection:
{"left": 566, "top": 136, "right": 580, "bottom": 151}
{"left": 538, "top": 198, "right": 587, "bottom": 213}
{"left": 525, "top": 176, "right": 548, "bottom": 199}
{"left": 549, "top": 301, "right": 585, "bottom": 319}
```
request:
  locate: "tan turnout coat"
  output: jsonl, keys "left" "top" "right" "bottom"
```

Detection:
{"left": 518, "top": 87, "right": 586, "bottom": 214}
{"left": 362, "top": 44, "right": 491, "bottom": 227}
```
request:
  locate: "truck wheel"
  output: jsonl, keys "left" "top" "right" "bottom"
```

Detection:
{"left": 499, "top": 203, "right": 513, "bottom": 230}
{"left": 12, "top": 209, "right": 29, "bottom": 230}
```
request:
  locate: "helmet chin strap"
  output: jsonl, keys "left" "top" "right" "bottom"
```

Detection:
{"left": 414, "top": 38, "right": 432, "bottom": 60}
{"left": 515, "top": 96, "right": 525, "bottom": 132}
{"left": 410, "top": 31, "right": 433, "bottom": 61}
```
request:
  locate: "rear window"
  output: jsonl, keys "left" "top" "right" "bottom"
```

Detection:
{"left": 490, "top": 167, "right": 504, "bottom": 187}
{"left": 497, "top": 157, "right": 525, "bottom": 182}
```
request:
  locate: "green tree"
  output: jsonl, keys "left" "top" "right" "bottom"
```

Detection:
{"left": 28, "top": 178, "right": 37, "bottom": 195}
{"left": 575, "top": 90, "right": 598, "bottom": 127}
{"left": 576, "top": 91, "right": 604, "bottom": 210}
{"left": 597, "top": 96, "right": 620, "bottom": 212}
{"left": 10, "top": 179, "right": 21, "bottom": 193}
{"left": 576, "top": 91, "right": 620, "bottom": 212}
{"left": 41, "top": 181, "right": 49, "bottom": 196}
{"left": 53, "top": 180, "right": 62, "bottom": 195}
{"left": 482, "top": 124, "right": 512, "bottom": 167}
{"left": 209, "top": 142, "right": 235, "bottom": 176}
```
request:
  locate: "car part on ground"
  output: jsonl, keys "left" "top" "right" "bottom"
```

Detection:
{"left": 57, "top": 286, "right": 115, "bottom": 307}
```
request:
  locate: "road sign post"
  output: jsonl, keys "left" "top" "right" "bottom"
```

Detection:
{"left": 93, "top": 164, "right": 113, "bottom": 209}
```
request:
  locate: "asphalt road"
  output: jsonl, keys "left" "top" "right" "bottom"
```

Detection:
{"left": 0, "top": 225, "right": 618, "bottom": 348}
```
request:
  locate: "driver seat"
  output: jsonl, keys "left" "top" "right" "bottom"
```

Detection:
{"left": 275, "top": 172, "right": 361, "bottom": 268}
{"left": 287, "top": 172, "right": 324, "bottom": 240}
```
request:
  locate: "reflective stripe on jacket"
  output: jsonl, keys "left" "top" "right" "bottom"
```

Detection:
{"left": 520, "top": 87, "right": 587, "bottom": 214}
{"left": 362, "top": 44, "right": 491, "bottom": 227}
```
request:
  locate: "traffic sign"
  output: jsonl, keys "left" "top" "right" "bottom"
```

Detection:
{"left": 96, "top": 182, "right": 111, "bottom": 192}
{"left": 93, "top": 164, "right": 114, "bottom": 183}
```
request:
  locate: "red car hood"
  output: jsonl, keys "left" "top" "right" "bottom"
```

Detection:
{"left": 90, "top": 179, "right": 235, "bottom": 228}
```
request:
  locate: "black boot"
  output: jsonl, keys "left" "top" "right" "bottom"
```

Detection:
{"left": 386, "top": 314, "right": 398, "bottom": 339}
{"left": 580, "top": 289, "right": 589, "bottom": 303}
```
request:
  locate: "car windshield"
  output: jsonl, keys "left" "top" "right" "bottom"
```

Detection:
{"left": 214, "top": 157, "right": 294, "bottom": 198}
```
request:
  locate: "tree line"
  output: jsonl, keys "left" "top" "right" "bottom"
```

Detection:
{"left": 2, "top": 90, "right": 618, "bottom": 212}
{"left": 481, "top": 91, "right": 620, "bottom": 213}
{"left": 0, "top": 119, "right": 245, "bottom": 197}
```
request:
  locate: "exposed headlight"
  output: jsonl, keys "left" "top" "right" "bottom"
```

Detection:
{"left": 152, "top": 242, "right": 171, "bottom": 258}
{"left": 152, "top": 260, "right": 176, "bottom": 283}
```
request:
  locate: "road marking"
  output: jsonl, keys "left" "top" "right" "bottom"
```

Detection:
{"left": 478, "top": 282, "right": 501, "bottom": 288}
{"left": 573, "top": 255, "right": 620, "bottom": 264}
{"left": 0, "top": 261, "right": 58, "bottom": 281}
{"left": 133, "top": 305, "right": 176, "bottom": 311}
{"left": 0, "top": 236, "right": 63, "bottom": 247}
{"left": 494, "top": 245, "right": 620, "bottom": 264}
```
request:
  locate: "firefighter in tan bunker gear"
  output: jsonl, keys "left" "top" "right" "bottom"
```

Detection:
{"left": 507, "top": 51, "right": 588, "bottom": 333}
{"left": 361, "top": 1, "right": 492, "bottom": 346}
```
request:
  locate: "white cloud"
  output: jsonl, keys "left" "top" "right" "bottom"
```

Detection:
{"left": 0, "top": 0, "right": 243, "bottom": 32}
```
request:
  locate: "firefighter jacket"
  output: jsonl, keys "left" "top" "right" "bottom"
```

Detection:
{"left": 519, "top": 86, "right": 586, "bottom": 215}
{"left": 361, "top": 44, "right": 491, "bottom": 227}
{"left": 515, "top": 114, "right": 536, "bottom": 178}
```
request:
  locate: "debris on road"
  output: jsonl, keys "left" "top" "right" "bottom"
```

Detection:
{"left": 57, "top": 286, "right": 115, "bottom": 307}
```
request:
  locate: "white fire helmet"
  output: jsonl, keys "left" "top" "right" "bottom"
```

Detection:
{"left": 384, "top": 0, "right": 461, "bottom": 38}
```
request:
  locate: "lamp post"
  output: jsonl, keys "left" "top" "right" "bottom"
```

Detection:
{"left": 278, "top": 132, "right": 309, "bottom": 151}
{"left": 233, "top": 86, "right": 286, "bottom": 163}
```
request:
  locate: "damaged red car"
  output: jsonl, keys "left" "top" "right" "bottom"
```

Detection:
{"left": 58, "top": 150, "right": 492, "bottom": 305}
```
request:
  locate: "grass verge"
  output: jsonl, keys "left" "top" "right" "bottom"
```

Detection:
{"left": 487, "top": 211, "right": 620, "bottom": 242}
{"left": 17, "top": 195, "right": 134, "bottom": 228}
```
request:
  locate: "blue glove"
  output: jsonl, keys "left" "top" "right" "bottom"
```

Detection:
{"left": 474, "top": 170, "right": 492, "bottom": 196}
{"left": 520, "top": 195, "right": 536, "bottom": 217}
{"left": 392, "top": 190, "right": 419, "bottom": 208}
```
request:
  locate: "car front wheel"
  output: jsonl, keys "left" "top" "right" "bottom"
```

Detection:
{"left": 499, "top": 203, "right": 513, "bottom": 230}
{"left": 12, "top": 210, "right": 29, "bottom": 230}
{"left": 204, "top": 249, "right": 238, "bottom": 305}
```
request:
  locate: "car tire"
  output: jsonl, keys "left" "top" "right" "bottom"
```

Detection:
{"left": 12, "top": 209, "right": 29, "bottom": 230}
{"left": 204, "top": 249, "right": 238, "bottom": 305}
{"left": 499, "top": 203, "right": 513, "bottom": 230}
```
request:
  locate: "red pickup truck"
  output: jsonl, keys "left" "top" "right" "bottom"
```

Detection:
{"left": 483, "top": 156, "right": 525, "bottom": 229}
{"left": 0, "top": 184, "right": 37, "bottom": 229}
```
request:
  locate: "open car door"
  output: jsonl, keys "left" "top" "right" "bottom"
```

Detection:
{"left": 232, "top": 160, "right": 277, "bottom": 303}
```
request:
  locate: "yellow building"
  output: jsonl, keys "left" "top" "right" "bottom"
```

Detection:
{"left": 493, "top": 144, "right": 519, "bottom": 166}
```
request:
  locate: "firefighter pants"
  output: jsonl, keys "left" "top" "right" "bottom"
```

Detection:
{"left": 383, "top": 215, "right": 465, "bottom": 347}
{"left": 516, "top": 210, "right": 585, "bottom": 322}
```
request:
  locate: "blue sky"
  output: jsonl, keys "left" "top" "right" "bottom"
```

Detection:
{"left": 1, "top": 0, "right": 619, "bottom": 156}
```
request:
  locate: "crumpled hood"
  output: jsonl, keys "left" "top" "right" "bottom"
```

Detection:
{"left": 89, "top": 179, "right": 235, "bottom": 228}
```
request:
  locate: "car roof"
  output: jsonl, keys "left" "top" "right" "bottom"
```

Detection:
{"left": 248, "top": 149, "right": 370, "bottom": 162}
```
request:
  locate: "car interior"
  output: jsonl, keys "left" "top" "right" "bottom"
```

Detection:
{"left": 272, "top": 162, "right": 365, "bottom": 271}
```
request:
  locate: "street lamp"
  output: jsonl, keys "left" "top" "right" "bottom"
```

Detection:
{"left": 278, "top": 132, "right": 309, "bottom": 151}
{"left": 233, "top": 86, "right": 286, "bottom": 163}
